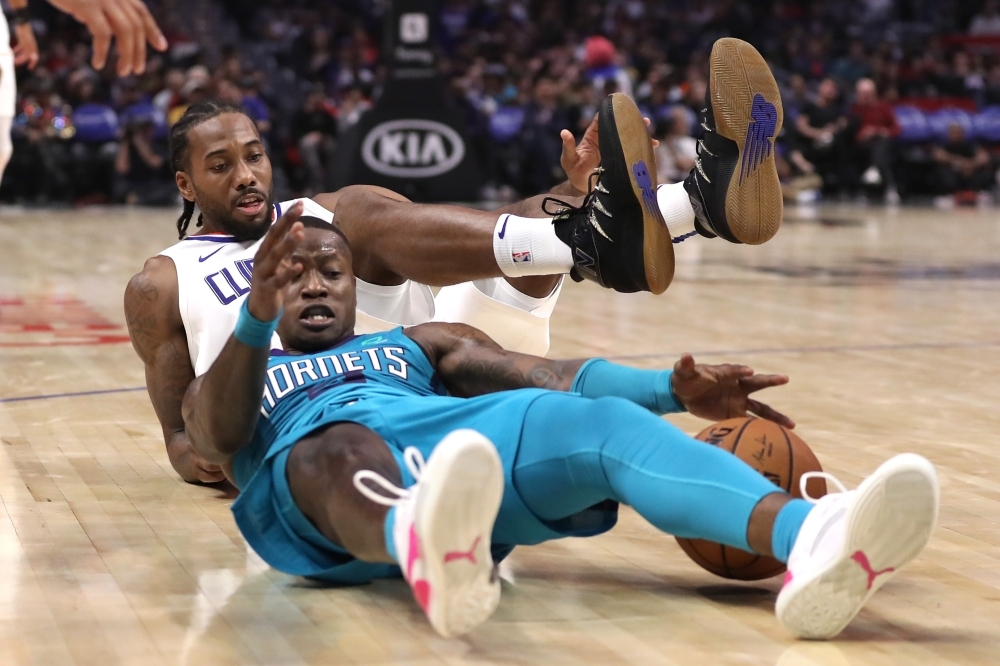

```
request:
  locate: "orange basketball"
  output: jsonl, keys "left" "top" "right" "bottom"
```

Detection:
{"left": 676, "top": 417, "right": 827, "bottom": 581}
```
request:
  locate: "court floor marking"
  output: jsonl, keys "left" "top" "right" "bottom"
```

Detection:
{"left": 3, "top": 339, "right": 997, "bottom": 405}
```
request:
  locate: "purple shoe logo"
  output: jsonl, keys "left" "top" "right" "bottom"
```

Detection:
{"left": 739, "top": 94, "right": 778, "bottom": 184}
{"left": 631, "top": 161, "right": 667, "bottom": 226}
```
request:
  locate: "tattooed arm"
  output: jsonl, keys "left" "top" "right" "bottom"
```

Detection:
{"left": 124, "top": 257, "right": 227, "bottom": 484}
{"left": 405, "top": 323, "right": 795, "bottom": 426}
{"left": 404, "top": 323, "right": 586, "bottom": 397}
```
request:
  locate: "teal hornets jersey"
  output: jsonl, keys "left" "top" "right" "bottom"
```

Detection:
{"left": 232, "top": 327, "right": 445, "bottom": 488}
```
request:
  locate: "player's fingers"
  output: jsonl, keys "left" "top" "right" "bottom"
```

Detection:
{"left": 584, "top": 113, "right": 599, "bottom": 141}
{"left": 102, "top": 2, "right": 137, "bottom": 75}
{"left": 673, "top": 353, "right": 697, "bottom": 377}
{"left": 747, "top": 399, "right": 795, "bottom": 429}
{"left": 741, "top": 373, "right": 789, "bottom": 393}
{"left": 126, "top": 0, "right": 148, "bottom": 74}
{"left": 272, "top": 259, "right": 305, "bottom": 288}
{"left": 131, "top": 0, "right": 168, "bottom": 51}
{"left": 643, "top": 116, "right": 652, "bottom": 127}
{"left": 269, "top": 221, "right": 305, "bottom": 266}
{"left": 82, "top": 6, "right": 114, "bottom": 70}
{"left": 28, "top": 50, "right": 39, "bottom": 69}
{"left": 560, "top": 128, "right": 575, "bottom": 153}
{"left": 258, "top": 202, "right": 303, "bottom": 255}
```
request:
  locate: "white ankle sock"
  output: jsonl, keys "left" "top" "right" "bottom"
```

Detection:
{"left": 492, "top": 214, "right": 574, "bottom": 278}
{"left": 656, "top": 182, "right": 697, "bottom": 242}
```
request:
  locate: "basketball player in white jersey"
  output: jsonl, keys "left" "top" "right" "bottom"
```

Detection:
{"left": 1, "top": 0, "right": 37, "bottom": 184}
{"left": 125, "top": 39, "right": 785, "bottom": 484}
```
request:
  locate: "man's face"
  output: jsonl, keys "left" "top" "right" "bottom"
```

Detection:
{"left": 177, "top": 113, "right": 274, "bottom": 241}
{"left": 276, "top": 228, "right": 357, "bottom": 354}
{"left": 856, "top": 81, "right": 876, "bottom": 105}
{"left": 818, "top": 79, "right": 837, "bottom": 103}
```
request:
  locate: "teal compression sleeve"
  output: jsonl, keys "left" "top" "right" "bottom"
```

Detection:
{"left": 570, "top": 358, "right": 684, "bottom": 414}
{"left": 234, "top": 299, "right": 281, "bottom": 348}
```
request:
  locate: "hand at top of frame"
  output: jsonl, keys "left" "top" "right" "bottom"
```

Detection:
{"left": 46, "top": 0, "right": 168, "bottom": 75}
{"left": 670, "top": 353, "right": 795, "bottom": 429}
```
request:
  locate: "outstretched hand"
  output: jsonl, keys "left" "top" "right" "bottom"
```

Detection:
{"left": 46, "top": 0, "right": 168, "bottom": 75}
{"left": 247, "top": 202, "right": 305, "bottom": 322}
{"left": 559, "top": 114, "right": 659, "bottom": 194}
{"left": 670, "top": 353, "right": 794, "bottom": 428}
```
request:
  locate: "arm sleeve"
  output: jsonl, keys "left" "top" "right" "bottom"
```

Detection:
{"left": 570, "top": 358, "right": 685, "bottom": 415}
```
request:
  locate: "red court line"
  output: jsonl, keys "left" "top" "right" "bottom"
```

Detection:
{"left": 0, "top": 335, "right": 133, "bottom": 347}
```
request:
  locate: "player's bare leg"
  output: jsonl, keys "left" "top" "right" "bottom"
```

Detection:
{"left": 287, "top": 422, "right": 398, "bottom": 562}
{"left": 333, "top": 93, "right": 678, "bottom": 295}
{"left": 330, "top": 189, "right": 568, "bottom": 296}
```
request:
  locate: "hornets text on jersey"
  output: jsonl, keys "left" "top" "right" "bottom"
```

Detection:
{"left": 231, "top": 327, "right": 444, "bottom": 489}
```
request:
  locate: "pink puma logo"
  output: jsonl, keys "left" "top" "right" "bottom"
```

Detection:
{"left": 406, "top": 525, "right": 431, "bottom": 612}
{"left": 444, "top": 536, "right": 481, "bottom": 565}
{"left": 851, "top": 550, "right": 894, "bottom": 589}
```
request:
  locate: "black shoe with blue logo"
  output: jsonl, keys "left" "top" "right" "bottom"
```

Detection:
{"left": 550, "top": 93, "right": 674, "bottom": 295}
{"left": 684, "top": 37, "right": 784, "bottom": 245}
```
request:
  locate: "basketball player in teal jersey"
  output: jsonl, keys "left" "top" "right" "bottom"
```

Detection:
{"left": 127, "top": 38, "right": 789, "bottom": 486}
{"left": 182, "top": 205, "right": 940, "bottom": 641}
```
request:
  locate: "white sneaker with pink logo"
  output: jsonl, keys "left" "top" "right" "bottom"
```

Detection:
{"left": 776, "top": 453, "right": 939, "bottom": 639}
{"left": 353, "top": 429, "right": 504, "bottom": 638}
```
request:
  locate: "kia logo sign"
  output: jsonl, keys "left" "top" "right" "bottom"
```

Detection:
{"left": 361, "top": 119, "right": 465, "bottom": 178}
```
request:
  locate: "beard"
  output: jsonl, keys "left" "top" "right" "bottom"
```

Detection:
{"left": 195, "top": 186, "right": 275, "bottom": 242}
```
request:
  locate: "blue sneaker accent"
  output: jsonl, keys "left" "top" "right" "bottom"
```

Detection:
{"left": 739, "top": 94, "right": 778, "bottom": 185}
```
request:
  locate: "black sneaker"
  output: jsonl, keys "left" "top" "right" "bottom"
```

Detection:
{"left": 550, "top": 93, "right": 674, "bottom": 295}
{"left": 683, "top": 38, "right": 784, "bottom": 245}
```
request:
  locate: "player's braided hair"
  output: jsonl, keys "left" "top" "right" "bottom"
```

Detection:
{"left": 169, "top": 100, "right": 254, "bottom": 239}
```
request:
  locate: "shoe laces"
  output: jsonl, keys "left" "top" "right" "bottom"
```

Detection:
{"left": 352, "top": 447, "right": 426, "bottom": 507}
{"left": 798, "top": 472, "right": 849, "bottom": 503}
{"left": 541, "top": 168, "right": 603, "bottom": 217}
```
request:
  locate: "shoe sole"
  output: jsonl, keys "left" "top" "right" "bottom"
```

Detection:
{"left": 710, "top": 38, "right": 784, "bottom": 245}
{"left": 606, "top": 93, "right": 675, "bottom": 294}
{"left": 775, "top": 453, "right": 939, "bottom": 639}
{"left": 416, "top": 429, "right": 504, "bottom": 638}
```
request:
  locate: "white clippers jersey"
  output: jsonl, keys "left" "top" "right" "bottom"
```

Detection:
{"left": 0, "top": 13, "right": 9, "bottom": 57}
{"left": 158, "top": 198, "right": 434, "bottom": 376}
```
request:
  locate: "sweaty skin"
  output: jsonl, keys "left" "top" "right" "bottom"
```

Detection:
{"left": 181, "top": 215, "right": 793, "bottom": 560}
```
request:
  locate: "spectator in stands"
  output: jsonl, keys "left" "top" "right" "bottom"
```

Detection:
{"left": 831, "top": 41, "right": 871, "bottom": 87}
{"left": 114, "top": 116, "right": 174, "bottom": 205}
{"left": 337, "top": 84, "right": 371, "bottom": 135}
{"left": 983, "top": 63, "right": 1000, "bottom": 106}
{"left": 292, "top": 84, "right": 338, "bottom": 195}
{"left": 239, "top": 77, "right": 272, "bottom": 135}
{"left": 850, "top": 78, "right": 901, "bottom": 203}
{"left": 654, "top": 106, "right": 696, "bottom": 184}
{"left": 970, "top": 1, "right": 1000, "bottom": 35}
{"left": 10, "top": 78, "right": 72, "bottom": 203}
{"left": 795, "top": 78, "right": 850, "bottom": 195}
{"left": 782, "top": 74, "right": 810, "bottom": 123}
{"left": 519, "top": 76, "right": 571, "bottom": 193}
{"left": 932, "top": 123, "right": 995, "bottom": 203}
{"left": 152, "top": 68, "right": 185, "bottom": 113}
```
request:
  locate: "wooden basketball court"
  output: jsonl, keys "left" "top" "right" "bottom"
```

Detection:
{"left": 1, "top": 204, "right": 998, "bottom": 665}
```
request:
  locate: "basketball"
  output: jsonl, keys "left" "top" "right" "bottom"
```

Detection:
{"left": 676, "top": 417, "right": 827, "bottom": 581}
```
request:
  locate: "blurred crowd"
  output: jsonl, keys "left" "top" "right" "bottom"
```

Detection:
{"left": 7, "top": 0, "right": 1000, "bottom": 206}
